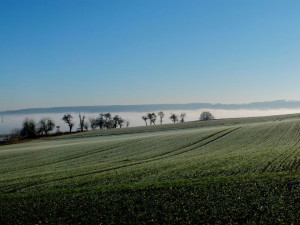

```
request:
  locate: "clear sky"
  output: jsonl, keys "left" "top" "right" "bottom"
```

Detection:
{"left": 1, "top": 0, "right": 300, "bottom": 111}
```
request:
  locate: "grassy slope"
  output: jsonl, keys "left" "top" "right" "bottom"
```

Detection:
{"left": 47, "top": 112, "right": 300, "bottom": 139}
{"left": 0, "top": 114, "right": 299, "bottom": 224}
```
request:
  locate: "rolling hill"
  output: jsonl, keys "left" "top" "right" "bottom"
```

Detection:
{"left": 0, "top": 114, "right": 299, "bottom": 224}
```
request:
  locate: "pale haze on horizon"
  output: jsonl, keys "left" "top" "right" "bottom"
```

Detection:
{"left": 1, "top": 1, "right": 300, "bottom": 111}
{"left": 1, "top": 108, "right": 300, "bottom": 135}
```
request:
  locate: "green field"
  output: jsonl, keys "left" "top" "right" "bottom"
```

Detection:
{"left": 0, "top": 114, "right": 299, "bottom": 224}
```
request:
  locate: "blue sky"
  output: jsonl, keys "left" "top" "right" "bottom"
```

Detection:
{"left": 1, "top": 0, "right": 300, "bottom": 111}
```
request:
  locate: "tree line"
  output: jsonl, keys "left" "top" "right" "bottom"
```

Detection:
{"left": 63, "top": 113, "right": 129, "bottom": 133}
{"left": 141, "top": 111, "right": 214, "bottom": 125}
{"left": 8, "top": 112, "right": 130, "bottom": 140}
{"left": 6, "top": 111, "right": 214, "bottom": 141}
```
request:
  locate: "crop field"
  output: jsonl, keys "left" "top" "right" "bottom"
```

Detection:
{"left": 0, "top": 114, "right": 299, "bottom": 224}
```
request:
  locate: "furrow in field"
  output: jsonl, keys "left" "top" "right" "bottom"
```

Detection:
{"left": 0, "top": 129, "right": 209, "bottom": 188}
{"left": 166, "top": 127, "right": 242, "bottom": 158}
{"left": 259, "top": 122, "right": 300, "bottom": 173}
{"left": 278, "top": 148, "right": 300, "bottom": 171}
{"left": 3, "top": 127, "right": 242, "bottom": 193}
{"left": 275, "top": 124, "right": 300, "bottom": 171}
{"left": 0, "top": 139, "right": 146, "bottom": 174}
{"left": 147, "top": 129, "right": 231, "bottom": 159}
{"left": 256, "top": 123, "right": 285, "bottom": 145}
{"left": 0, "top": 129, "right": 194, "bottom": 175}
{"left": 290, "top": 158, "right": 300, "bottom": 172}
{"left": 0, "top": 129, "right": 213, "bottom": 188}
{"left": 2, "top": 119, "right": 300, "bottom": 194}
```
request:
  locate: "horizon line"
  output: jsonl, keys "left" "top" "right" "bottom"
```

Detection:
{"left": 1, "top": 99, "right": 299, "bottom": 113}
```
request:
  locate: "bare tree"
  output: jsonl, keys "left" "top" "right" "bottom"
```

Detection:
{"left": 200, "top": 111, "right": 215, "bottom": 121}
{"left": 147, "top": 113, "right": 156, "bottom": 125}
{"left": 62, "top": 113, "right": 74, "bottom": 133}
{"left": 142, "top": 116, "right": 148, "bottom": 126}
{"left": 180, "top": 113, "right": 186, "bottom": 123}
{"left": 113, "top": 115, "right": 120, "bottom": 128}
{"left": 105, "top": 120, "right": 115, "bottom": 129}
{"left": 158, "top": 111, "right": 164, "bottom": 125}
{"left": 37, "top": 118, "right": 55, "bottom": 135}
{"left": 20, "top": 118, "right": 36, "bottom": 138}
{"left": 104, "top": 113, "right": 112, "bottom": 121}
{"left": 169, "top": 113, "right": 178, "bottom": 123}
{"left": 97, "top": 114, "right": 105, "bottom": 129}
{"left": 117, "top": 117, "right": 125, "bottom": 128}
{"left": 79, "top": 113, "right": 86, "bottom": 132}
{"left": 89, "top": 118, "right": 98, "bottom": 130}
{"left": 103, "top": 113, "right": 112, "bottom": 129}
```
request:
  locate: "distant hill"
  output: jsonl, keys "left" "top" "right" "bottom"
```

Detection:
{"left": 1, "top": 100, "right": 300, "bottom": 115}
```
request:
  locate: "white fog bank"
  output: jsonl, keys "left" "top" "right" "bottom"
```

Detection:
{"left": 1, "top": 108, "right": 300, "bottom": 135}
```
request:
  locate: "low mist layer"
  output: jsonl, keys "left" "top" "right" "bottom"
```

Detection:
{"left": 1, "top": 108, "right": 300, "bottom": 135}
